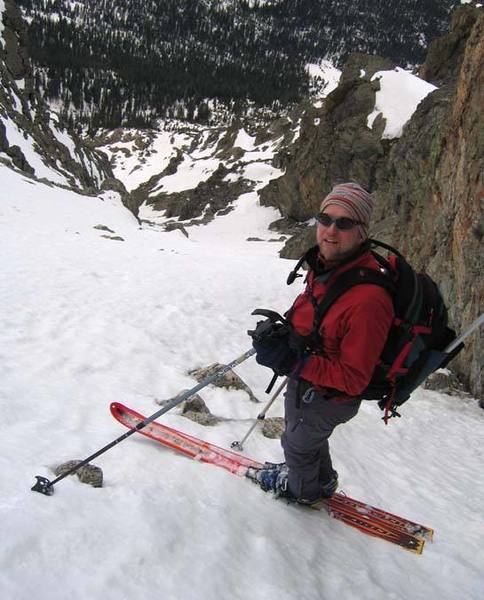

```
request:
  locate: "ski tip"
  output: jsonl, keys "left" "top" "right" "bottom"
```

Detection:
{"left": 110, "top": 402, "right": 125, "bottom": 418}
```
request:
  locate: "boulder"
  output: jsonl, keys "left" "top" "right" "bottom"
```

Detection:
{"left": 54, "top": 461, "right": 103, "bottom": 488}
{"left": 188, "top": 363, "right": 259, "bottom": 403}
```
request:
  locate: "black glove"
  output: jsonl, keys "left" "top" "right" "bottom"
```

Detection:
{"left": 249, "top": 318, "right": 300, "bottom": 376}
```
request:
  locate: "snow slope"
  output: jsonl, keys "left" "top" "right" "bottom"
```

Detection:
{"left": 1, "top": 162, "right": 483, "bottom": 600}
{"left": 367, "top": 68, "right": 437, "bottom": 138}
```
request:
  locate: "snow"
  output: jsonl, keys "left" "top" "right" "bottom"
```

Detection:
{"left": 102, "top": 129, "right": 195, "bottom": 192}
{"left": 307, "top": 60, "right": 342, "bottom": 107}
{"left": 367, "top": 68, "right": 437, "bottom": 139}
{"left": 306, "top": 60, "right": 341, "bottom": 96}
{"left": 1, "top": 156, "right": 484, "bottom": 600}
{"left": 49, "top": 114, "right": 78, "bottom": 158}
{"left": 240, "top": 162, "right": 283, "bottom": 186}
{"left": 2, "top": 116, "right": 72, "bottom": 186}
{"left": 233, "top": 128, "right": 256, "bottom": 151}
{"left": 11, "top": 87, "right": 23, "bottom": 112}
{"left": 150, "top": 154, "right": 221, "bottom": 196}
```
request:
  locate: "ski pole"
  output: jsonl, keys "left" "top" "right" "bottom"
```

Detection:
{"left": 445, "top": 312, "right": 484, "bottom": 354}
{"left": 231, "top": 377, "right": 288, "bottom": 451}
{"left": 31, "top": 347, "right": 256, "bottom": 496}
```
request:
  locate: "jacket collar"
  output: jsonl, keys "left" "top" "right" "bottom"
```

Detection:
{"left": 287, "top": 241, "right": 371, "bottom": 286}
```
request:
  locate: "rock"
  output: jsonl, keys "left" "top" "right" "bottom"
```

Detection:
{"left": 93, "top": 224, "right": 116, "bottom": 233}
{"left": 100, "top": 235, "right": 125, "bottom": 241}
{"left": 182, "top": 395, "right": 210, "bottom": 414}
{"left": 372, "top": 6, "right": 483, "bottom": 399}
{"left": 164, "top": 222, "right": 189, "bottom": 237}
{"left": 424, "top": 371, "right": 464, "bottom": 395}
{"left": 261, "top": 417, "right": 285, "bottom": 439}
{"left": 99, "top": 177, "right": 128, "bottom": 195}
{"left": 181, "top": 394, "right": 220, "bottom": 426}
{"left": 6, "top": 144, "right": 34, "bottom": 174}
{"left": 188, "top": 363, "right": 259, "bottom": 403}
{"left": 182, "top": 411, "right": 220, "bottom": 426}
{"left": 419, "top": 5, "right": 481, "bottom": 86}
{"left": 2, "top": 0, "right": 31, "bottom": 79}
{"left": 0, "top": 120, "right": 8, "bottom": 152}
{"left": 258, "top": 6, "right": 483, "bottom": 400}
{"left": 155, "top": 391, "right": 220, "bottom": 425}
{"left": 280, "top": 226, "right": 316, "bottom": 259}
{"left": 259, "top": 53, "right": 392, "bottom": 224}
{"left": 146, "top": 162, "right": 252, "bottom": 225}
{"left": 0, "top": 0, "right": 116, "bottom": 193}
{"left": 54, "top": 460, "right": 103, "bottom": 488}
{"left": 163, "top": 149, "right": 184, "bottom": 176}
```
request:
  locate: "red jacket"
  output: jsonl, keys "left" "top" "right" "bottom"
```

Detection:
{"left": 288, "top": 248, "right": 394, "bottom": 399}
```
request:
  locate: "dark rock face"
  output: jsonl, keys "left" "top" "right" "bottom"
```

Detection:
{"left": 373, "top": 6, "right": 483, "bottom": 398}
{"left": 0, "top": 0, "right": 115, "bottom": 193}
{"left": 2, "top": 0, "right": 31, "bottom": 80}
{"left": 259, "top": 54, "right": 394, "bottom": 222}
{"left": 124, "top": 123, "right": 254, "bottom": 224}
{"left": 260, "top": 6, "right": 483, "bottom": 399}
{"left": 143, "top": 162, "right": 253, "bottom": 226}
{"left": 419, "top": 6, "right": 481, "bottom": 86}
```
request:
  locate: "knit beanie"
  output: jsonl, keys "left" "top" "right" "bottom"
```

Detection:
{"left": 320, "top": 182, "right": 374, "bottom": 240}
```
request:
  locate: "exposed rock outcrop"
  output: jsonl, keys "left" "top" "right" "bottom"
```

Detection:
{"left": 147, "top": 162, "right": 253, "bottom": 224}
{"left": 188, "top": 363, "right": 260, "bottom": 403}
{"left": 0, "top": 0, "right": 117, "bottom": 193}
{"left": 373, "top": 6, "right": 483, "bottom": 397}
{"left": 259, "top": 54, "right": 395, "bottom": 221}
{"left": 259, "top": 5, "right": 483, "bottom": 398}
{"left": 181, "top": 395, "right": 220, "bottom": 426}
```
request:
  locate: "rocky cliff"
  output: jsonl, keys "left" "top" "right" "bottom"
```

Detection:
{"left": 0, "top": 0, "right": 115, "bottom": 194}
{"left": 260, "top": 5, "right": 483, "bottom": 399}
{"left": 374, "top": 7, "right": 483, "bottom": 399}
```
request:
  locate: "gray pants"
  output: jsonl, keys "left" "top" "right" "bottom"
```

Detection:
{"left": 281, "top": 378, "right": 361, "bottom": 502}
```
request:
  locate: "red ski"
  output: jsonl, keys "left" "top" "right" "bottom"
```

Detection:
{"left": 111, "top": 402, "right": 433, "bottom": 554}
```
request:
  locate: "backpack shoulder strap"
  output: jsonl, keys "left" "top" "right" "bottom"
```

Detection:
{"left": 368, "top": 238, "right": 404, "bottom": 259}
{"left": 312, "top": 267, "right": 396, "bottom": 333}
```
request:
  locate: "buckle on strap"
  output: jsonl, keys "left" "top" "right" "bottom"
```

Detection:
{"left": 296, "top": 379, "right": 319, "bottom": 408}
{"left": 302, "top": 387, "right": 316, "bottom": 404}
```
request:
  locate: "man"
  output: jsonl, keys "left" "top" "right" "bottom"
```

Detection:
{"left": 250, "top": 182, "right": 394, "bottom": 504}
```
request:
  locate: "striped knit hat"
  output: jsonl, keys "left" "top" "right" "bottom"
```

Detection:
{"left": 320, "top": 182, "right": 373, "bottom": 240}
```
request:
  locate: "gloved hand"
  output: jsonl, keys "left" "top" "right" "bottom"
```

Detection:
{"left": 249, "top": 319, "right": 300, "bottom": 376}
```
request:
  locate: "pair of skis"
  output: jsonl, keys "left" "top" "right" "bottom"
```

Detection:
{"left": 111, "top": 402, "right": 433, "bottom": 554}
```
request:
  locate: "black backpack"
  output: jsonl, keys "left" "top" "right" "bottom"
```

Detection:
{"left": 289, "top": 239, "right": 458, "bottom": 422}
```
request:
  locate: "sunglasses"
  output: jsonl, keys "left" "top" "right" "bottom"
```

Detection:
{"left": 315, "top": 213, "right": 363, "bottom": 230}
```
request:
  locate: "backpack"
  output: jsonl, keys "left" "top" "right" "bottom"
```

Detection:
{"left": 289, "top": 239, "right": 458, "bottom": 423}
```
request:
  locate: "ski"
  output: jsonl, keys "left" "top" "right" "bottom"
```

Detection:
{"left": 111, "top": 402, "right": 432, "bottom": 554}
{"left": 324, "top": 494, "right": 433, "bottom": 542}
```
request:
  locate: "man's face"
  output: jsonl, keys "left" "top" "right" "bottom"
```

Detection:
{"left": 316, "top": 204, "right": 364, "bottom": 261}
